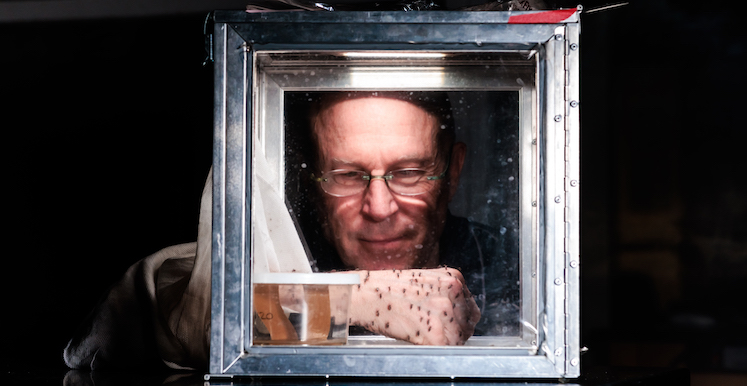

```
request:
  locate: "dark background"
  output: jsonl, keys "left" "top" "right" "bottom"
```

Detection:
{"left": 2, "top": 0, "right": 745, "bottom": 384}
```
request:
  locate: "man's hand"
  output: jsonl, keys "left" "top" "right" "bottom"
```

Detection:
{"left": 347, "top": 267, "right": 481, "bottom": 345}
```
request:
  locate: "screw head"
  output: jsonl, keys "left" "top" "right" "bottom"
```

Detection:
{"left": 570, "top": 43, "right": 579, "bottom": 51}
{"left": 570, "top": 100, "right": 579, "bottom": 108}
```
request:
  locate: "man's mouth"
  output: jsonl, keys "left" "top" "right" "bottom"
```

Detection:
{"left": 359, "top": 235, "right": 408, "bottom": 250}
{"left": 361, "top": 236, "right": 403, "bottom": 244}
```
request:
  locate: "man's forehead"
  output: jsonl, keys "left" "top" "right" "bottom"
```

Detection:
{"left": 326, "top": 154, "right": 437, "bottom": 165}
{"left": 315, "top": 96, "right": 439, "bottom": 135}
{"left": 312, "top": 97, "right": 441, "bottom": 170}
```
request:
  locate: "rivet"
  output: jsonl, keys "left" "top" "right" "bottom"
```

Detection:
{"left": 554, "top": 348, "right": 563, "bottom": 356}
{"left": 570, "top": 260, "right": 578, "bottom": 268}
{"left": 570, "top": 43, "right": 579, "bottom": 51}
{"left": 555, "top": 34, "right": 563, "bottom": 40}
{"left": 570, "top": 100, "right": 579, "bottom": 108}
{"left": 554, "top": 278, "right": 563, "bottom": 286}
{"left": 532, "top": 201, "right": 537, "bottom": 207}
{"left": 554, "top": 115, "right": 563, "bottom": 122}
{"left": 531, "top": 138, "right": 537, "bottom": 145}
{"left": 571, "top": 358, "right": 579, "bottom": 366}
{"left": 554, "top": 195, "right": 562, "bottom": 203}
{"left": 570, "top": 180, "right": 578, "bottom": 187}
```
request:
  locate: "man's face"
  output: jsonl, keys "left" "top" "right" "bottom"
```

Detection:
{"left": 314, "top": 96, "right": 464, "bottom": 270}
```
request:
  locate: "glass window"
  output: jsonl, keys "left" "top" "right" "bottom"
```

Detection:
{"left": 254, "top": 51, "right": 538, "bottom": 348}
{"left": 209, "top": 10, "right": 581, "bottom": 379}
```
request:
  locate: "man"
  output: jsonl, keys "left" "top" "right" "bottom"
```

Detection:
{"left": 305, "top": 92, "right": 480, "bottom": 345}
{"left": 64, "top": 91, "right": 515, "bottom": 371}
{"left": 296, "top": 91, "right": 518, "bottom": 344}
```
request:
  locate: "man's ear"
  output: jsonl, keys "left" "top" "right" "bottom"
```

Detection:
{"left": 447, "top": 142, "right": 467, "bottom": 201}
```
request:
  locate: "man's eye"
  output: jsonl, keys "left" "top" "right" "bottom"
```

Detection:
{"left": 333, "top": 171, "right": 363, "bottom": 184}
{"left": 338, "top": 171, "right": 361, "bottom": 178}
{"left": 391, "top": 169, "right": 426, "bottom": 179}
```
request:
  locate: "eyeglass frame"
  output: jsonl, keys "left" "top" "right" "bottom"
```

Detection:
{"left": 311, "top": 156, "right": 452, "bottom": 198}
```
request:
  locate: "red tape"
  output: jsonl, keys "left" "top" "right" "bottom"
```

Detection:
{"left": 508, "top": 9, "right": 577, "bottom": 24}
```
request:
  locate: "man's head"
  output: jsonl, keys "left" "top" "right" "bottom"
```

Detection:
{"left": 311, "top": 92, "right": 466, "bottom": 270}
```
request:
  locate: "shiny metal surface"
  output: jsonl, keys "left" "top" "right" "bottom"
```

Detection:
{"left": 209, "top": 9, "right": 581, "bottom": 379}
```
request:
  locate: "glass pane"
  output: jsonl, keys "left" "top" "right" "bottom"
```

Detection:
{"left": 250, "top": 50, "right": 536, "bottom": 348}
{"left": 284, "top": 90, "right": 521, "bottom": 341}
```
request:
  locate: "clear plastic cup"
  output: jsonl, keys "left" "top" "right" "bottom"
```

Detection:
{"left": 252, "top": 272, "right": 360, "bottom": 346}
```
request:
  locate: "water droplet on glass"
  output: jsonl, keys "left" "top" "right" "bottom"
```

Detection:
{"left": 508, "top": 176, "right": 515, "bottom": 181}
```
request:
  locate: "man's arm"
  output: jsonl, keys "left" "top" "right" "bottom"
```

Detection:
{"left": 346, "top": 268, "right": 481, "bottom": 345}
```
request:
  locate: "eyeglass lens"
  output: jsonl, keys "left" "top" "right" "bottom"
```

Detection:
{"left": 321, "top": 169, "right": 439, "bottom": 197}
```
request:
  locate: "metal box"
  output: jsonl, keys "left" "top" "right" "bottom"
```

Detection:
{"left": 209, "top": 8, "right": 581, "bottom": 380}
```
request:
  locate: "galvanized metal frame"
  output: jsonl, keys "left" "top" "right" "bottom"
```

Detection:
{"left": 209, "top": 9, "right": 580, "bottom": 380}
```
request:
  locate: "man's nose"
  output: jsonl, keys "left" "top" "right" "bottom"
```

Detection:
{"left": 361, "top": 178, "right": 399, "bottom": 221}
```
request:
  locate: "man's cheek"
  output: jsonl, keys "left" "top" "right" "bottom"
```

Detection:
{"left": 326, "top": 204, "right": 355, "bottom": 238}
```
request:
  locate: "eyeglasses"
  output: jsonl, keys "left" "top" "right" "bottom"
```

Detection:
{"left": 312, "top": 161, "right": 449, "bottom": 198}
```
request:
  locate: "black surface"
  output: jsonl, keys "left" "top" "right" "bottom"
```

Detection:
{"left": 4, "top": 366, "right": 689, "bottom": 386}
{"left": 2, "top": 0, "right": 746, "bottom": 383}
